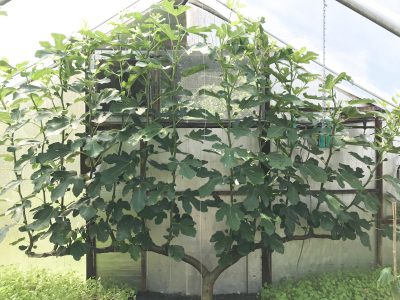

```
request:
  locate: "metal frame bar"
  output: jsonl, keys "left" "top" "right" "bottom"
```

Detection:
{"left": 336, "top": 0, "right": 400, "bottom": 38}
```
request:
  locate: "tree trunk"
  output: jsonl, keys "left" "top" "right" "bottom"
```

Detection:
{"left": 201, "top": 274, "right": 216, "bottom": 300}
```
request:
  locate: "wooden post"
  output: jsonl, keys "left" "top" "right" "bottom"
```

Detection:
{"left": 375, "top": 117, "right": 384, "bottom": 266}
{"left": 262, "top": 250, "right": 272, "bottom": 284}
{"left": 139, "top": 140, "right": 148, "bottom": 291}
{"left": 260, "top": 98, "right": 272, "bottom": 285}
{"left": 81, "top": 99, "right": 97, "bottom": 279}
{"left": 86, "top": 239, "right": 97, "bottom": 279}
{"left": 393, "top": 202, "right": 397, "bottom": 279}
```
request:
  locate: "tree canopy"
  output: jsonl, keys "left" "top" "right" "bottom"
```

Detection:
{"left": 1, "top": 1, "right": 400, "bottom": 299}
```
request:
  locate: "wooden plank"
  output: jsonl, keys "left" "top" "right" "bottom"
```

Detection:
{"left": 260, "top": 99, "right": 273, "bottom": 285}
{"left": 94, "top": 118, "right": 377, "bottom": 130}
{"left": 261, "top": 250, "right": 272, "bottom": 285}
{"left": 375, "top": 118, "right": 384, "bottom": 266}
{"left": 86, "top": 238, "right": 96, "bottom": 279}
{"left": 82, "top": 100, "right": 97, "bottom": 279}
{"left": 140, "top": 140, "right": 147, "bottom": 292}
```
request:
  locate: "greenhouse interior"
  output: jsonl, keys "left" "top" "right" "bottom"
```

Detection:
{"left": 1, "top": 0, "right": 400, "bottom": 299}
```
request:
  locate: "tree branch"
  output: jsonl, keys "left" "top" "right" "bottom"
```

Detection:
{"left": 27, "top": 250, "right": 58, "bottom": 258}
{"left": 204, "top": 231, "right": 334, "bottom": 280}
{"left": 26, "top": 245, "right": 116, "bottom": 258}
{"left": 210, "top": 252, "right": 242, "bottom": 280}
{"left": 283, "top": 232, "right": 333, "bottom": 243}
{"left": 26, "top": 233, "right": 333, "bottom": 278}
{"left": 148, "top": 244, "right": 210, "bottom": 276}
{"left": 95, "top": 245, "right": 115, "bottom": 253}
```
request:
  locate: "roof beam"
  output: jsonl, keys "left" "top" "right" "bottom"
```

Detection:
{"left": 174, "top": 0, "right": 188, "bottom": 6}
{"left": 189, "top": 0, "right": 229, "bottom": 22}
{"left": 0, "top": 0, "right": 12, "bottom": 6}
{"left": 336, "top": 0, "right": 400, "bottom": 38}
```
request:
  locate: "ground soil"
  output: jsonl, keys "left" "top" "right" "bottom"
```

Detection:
{"left": 136, "top": 292, "right": 259, "bottom": 300}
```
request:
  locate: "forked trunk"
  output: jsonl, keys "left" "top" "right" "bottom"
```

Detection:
{"left": 201, "top": 274, "right": 216, "bottom": 300}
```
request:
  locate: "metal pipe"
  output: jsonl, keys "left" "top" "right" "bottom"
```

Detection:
{"left": 0, "top": 0, "right": 12, "bottom": 6}
{"left": 190, "top": 0, "right": 228, "bottom": 22}
{"left": 174, "top": 0, "right": 189, "bottom": 5}
{"left": 336, "top": 0, "right": 400, "bottom": 38}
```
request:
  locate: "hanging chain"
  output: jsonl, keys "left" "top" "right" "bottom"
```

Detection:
{"left": 322, "top": 0, "right": 327, "bottom": 114}
{"left": 200, "top": 2, "right": 206, "bottom": 296}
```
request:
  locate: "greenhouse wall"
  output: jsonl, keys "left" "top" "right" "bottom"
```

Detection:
{"left": 0, "top": 91, "right": 86, "bottom": 277}
{"left": 92, "top": 121, "right": 386, "bottom": 295}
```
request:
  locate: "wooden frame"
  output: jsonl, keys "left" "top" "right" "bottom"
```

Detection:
{"left": 84, "top": 104, "right": 384, "bottom": 288}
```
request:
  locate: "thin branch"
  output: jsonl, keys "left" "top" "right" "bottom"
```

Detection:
{"left": 210, "top": 231, "right": 334, "bottom": 278}
{"left": 283, "top": 233, "right": 333, "bottom": 243}
{"left": 27, "top": 250, "right": 58, "bottom": 258}
{"left": 27, "top": 245, "right": 115, "bottom": 258}
{"left": 63, "top": 243, "right": 211, "bottom": 277}
{"left": 95, "top": 245, "right": 115, "bottom": 254}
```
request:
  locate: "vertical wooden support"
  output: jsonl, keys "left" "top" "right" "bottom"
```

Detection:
{"left": 83, "top": 151, "right": 97, "bottom": 279}
{"left": 261, "top": 250, "right": 272, "bottom": 285}
{"left": 139, "top": 140, "right": 148, "bottom": 291}
{"left": 393, "top": 202, "right": 397, "bottom": 278}
{"left": 81, "top": 99, "right": 97, "bottom": 279}
{"left": 141, "top": 251, "right": 147, "bottom": 291}
{"left": 86, "top": 239, "right": 97, "bottom": 279}
{"left": 260, "top": 99, "right": 273, "bottom": 285}
{"left": 261, "top": 128, "right": 272, "bottom": 284}
{"left": 375, "top": 117, "right": 384, "bottom": 266}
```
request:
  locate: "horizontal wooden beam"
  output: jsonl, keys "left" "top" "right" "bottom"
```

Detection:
{"left": 94, "top": 117, "right": 376, "bottom": 130}
{"left": 175, "top": 188, "right": 378, "bottom": 196}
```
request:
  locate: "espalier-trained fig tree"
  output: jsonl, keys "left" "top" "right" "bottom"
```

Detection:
{"left": 0, "top": 1, "right": 391, "bottom": 299}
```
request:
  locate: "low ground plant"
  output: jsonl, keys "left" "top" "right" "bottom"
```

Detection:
{"left": 0, "top": 266, "right": 135, "bottom": 300}
{"left": 261, "top": 269, "right": 390, "bottom": 300}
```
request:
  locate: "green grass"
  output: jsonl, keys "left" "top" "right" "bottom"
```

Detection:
{"left": 0, "top": 266, "right": 391, "bottom": 300}
{"left": 260, "top": 269, "right": 391, "bottom": 300}
{"left": 0, "top": 266, "right": 135, "bottom": 300}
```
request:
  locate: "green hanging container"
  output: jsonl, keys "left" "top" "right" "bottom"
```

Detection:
{"left": 318, "top": 121, "right": 334, "bottom": 149}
